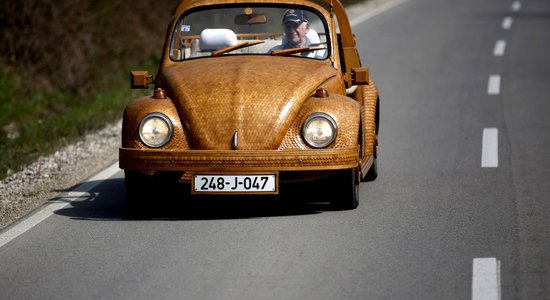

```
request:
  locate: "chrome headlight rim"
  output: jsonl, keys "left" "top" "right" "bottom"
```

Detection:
{"left": 301, "top": 113, "right": 338, "bottom": 149}
{"left": 138, "top": 113, "right": 173, "bottom": 148}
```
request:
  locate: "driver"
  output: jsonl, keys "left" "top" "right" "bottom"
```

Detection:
{"left": 270, "top": 9, "right": 321, "bottom": 58}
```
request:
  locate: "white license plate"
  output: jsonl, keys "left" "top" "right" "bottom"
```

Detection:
{"left": 192, "top": 174, "right": 278, "bottom": 194}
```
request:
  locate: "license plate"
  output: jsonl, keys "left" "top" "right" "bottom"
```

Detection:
{"left": 192, "top": 174, "right": 278, "bottom": 194}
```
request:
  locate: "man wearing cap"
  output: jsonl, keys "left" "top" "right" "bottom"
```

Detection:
{"left": 270, "top": 9, "right": 323, "bottom": 58}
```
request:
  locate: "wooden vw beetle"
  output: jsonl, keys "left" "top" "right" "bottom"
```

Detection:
{"left": 119, "top": 0, "right": 380, "bottom": 217}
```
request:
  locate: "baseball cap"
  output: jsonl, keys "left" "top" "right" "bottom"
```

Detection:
{"left": 282, "top": 9, "right": 308, "bottom": 24}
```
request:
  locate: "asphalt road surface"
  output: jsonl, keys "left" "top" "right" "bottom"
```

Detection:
{"left": 1, "top": 0, "right": 549, "bottom": 299}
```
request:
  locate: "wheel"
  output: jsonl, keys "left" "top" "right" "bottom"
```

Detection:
{"left": 124, "top": 171, "right": 153, "bottom": 220}
{"left": 364, "top": 157, "right": 378, "bottom": 181}
{"left": 329, "top": 168, "right": 359, "bottom": 210}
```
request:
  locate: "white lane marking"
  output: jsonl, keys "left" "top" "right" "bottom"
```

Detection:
{"left": 350, "top": 0, "right": 410, "bottom": 27}
{"left": 487, "top": 75, "right": 501, "bottom": 95}
{"left": 512, "top": 1, "right": 522, "bottom": 11}
{"left": 472, "top": 257, "right": 501, "bottom": 300}
{"left": 502, "top": 17, "right": 513, "bottom": 30}
{"left": 482, "top": 128, "right": 499, "bottom": 168}
{"left": 0, "top": 162, "right": 120, "bottom": 249}
{"left": 493, "top": 40, "right": 506, "bottom": 56}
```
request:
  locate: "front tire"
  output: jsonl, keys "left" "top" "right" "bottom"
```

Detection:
{"left": 329, "top": 168, "right": 359, "bottom": 210}
{"left": 125, "top": 171, "right": 153, "bottom": 220}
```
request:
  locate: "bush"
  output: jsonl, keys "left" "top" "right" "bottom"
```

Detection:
{"left": 0, "top": 0, "right": 175, "bottom": 178}
{"left": 0, "top": 0, "right": 175, "bottom": 93}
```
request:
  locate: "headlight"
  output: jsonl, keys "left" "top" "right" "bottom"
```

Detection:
{"left": 139, "top": 113, "right": 173, "bottom": 148}
{"left": 301, "top": 113, "right": 337, "bottom": 148}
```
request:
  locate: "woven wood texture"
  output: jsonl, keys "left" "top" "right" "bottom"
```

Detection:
{"left": 360, "top": 79, "right": 379, "bottom": 158}
{"left": 122, "top": 96, "right": 189, "bottom": 149}
{"left": 119, "top": 148, "right": 359, "bottom": 172}
{"left": 158, "top": 56, "right": 339, "bottom": 150}
{"left": 279, "top": 94, "right": 360, "bottom": 150}
{"left": 174, "top": 0, "right": 332, "bottom": 21}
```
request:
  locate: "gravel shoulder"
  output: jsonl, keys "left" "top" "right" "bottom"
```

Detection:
{"left": 0, "top": 120, "right": 121, "bottom": 230}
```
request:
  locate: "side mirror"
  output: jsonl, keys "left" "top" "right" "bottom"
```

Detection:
{"left": 130, "top": 71, "right": 154, "bottom": 89}
{"left": 234, "top": 14, "right": 267, "bottom": 25}
{"left": 351, "top": 67, "right": 369, "bottom": 85}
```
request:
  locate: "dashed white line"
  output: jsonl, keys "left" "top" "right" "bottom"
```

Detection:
{"left": 487, "top": 75, "right": 501, "bottom": 95}
{"left": 482, "top": 128, "right": 499, "bottom": 168}
{"left": 511, "top": 1, "right": 522, "bottom": 11}
{"left": 502, "top": 17, "right": 513, "bottom": 29}
{"left": 493, "top": 40, "right": 507, "bottom": 56}
{"left": 0, "top": 162, "right": 120, "bottom": 249}
{"left": 472, "top": 257, "right": 501, "bottom": 300}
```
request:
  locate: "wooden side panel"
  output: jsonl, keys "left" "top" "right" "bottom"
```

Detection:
{"left": 360, "top": 79, "right": 379, "bottom": 159}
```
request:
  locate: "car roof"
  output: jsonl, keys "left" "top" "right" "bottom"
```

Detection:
{"left": 173, "top": 0, "right": 331, "bottom": 18}
{"left": 172, "top": 0, "right": 353, "bottom": 45}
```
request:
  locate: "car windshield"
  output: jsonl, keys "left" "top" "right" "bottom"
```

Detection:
{"left": 170, "top": 5, "right": 330, "bottom": 61}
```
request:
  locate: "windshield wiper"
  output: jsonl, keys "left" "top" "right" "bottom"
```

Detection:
{"left": 270, "top": 45, "right": 326, "bottom": 56}
{"left": 211, "top": 40, "right": 265, "bottom": 57}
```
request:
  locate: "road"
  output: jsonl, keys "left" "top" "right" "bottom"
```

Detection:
{"left": 1, "top": 0, "right": 549, "bottom": 299}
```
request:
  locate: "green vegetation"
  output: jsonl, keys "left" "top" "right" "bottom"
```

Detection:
{"left": 0, "top": 0, "right": 366, "bottom": 180}
{"left": 0, "top": 0, "right": 173, "bottom": 179}
{"left": 0, "top": 66, "right": 152, "bottom": 179}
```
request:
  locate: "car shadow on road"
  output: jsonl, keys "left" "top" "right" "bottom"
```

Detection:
{"left": 52, "top": 178, "right": 335, "bottom": 221}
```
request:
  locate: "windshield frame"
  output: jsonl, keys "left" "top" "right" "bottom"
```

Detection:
{"left": 168, "top": 3, "right": 332, "bottom": 61}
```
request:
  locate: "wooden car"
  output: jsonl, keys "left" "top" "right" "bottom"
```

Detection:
{"left": 119, "top": 0, "right": 380, "bottom": 217}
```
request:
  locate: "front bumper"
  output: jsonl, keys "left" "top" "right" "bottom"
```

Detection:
{"left": 119, "top": 147, "right": 359, "bottom": 172}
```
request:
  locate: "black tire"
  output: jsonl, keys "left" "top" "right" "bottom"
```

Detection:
{"left": 364, "top": 159, "right": 377, "bottom": 181}
{"left": 124, "top": 171, "right": 153, "bottom": 220}
{"left": 329, "top": 168, "right": 359, "bottom": 210}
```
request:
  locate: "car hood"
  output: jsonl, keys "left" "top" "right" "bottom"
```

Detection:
{"left": 159, "top": 56, "right": 338, "bottom": 150}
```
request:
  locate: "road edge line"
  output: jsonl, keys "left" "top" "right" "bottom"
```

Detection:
{"left": 0, "top": 161, "right": 120, "bottom": 249}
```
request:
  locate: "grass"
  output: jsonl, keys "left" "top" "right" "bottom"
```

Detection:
{"left": 0, "top": 63, "right": 155, "bottom": 180}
